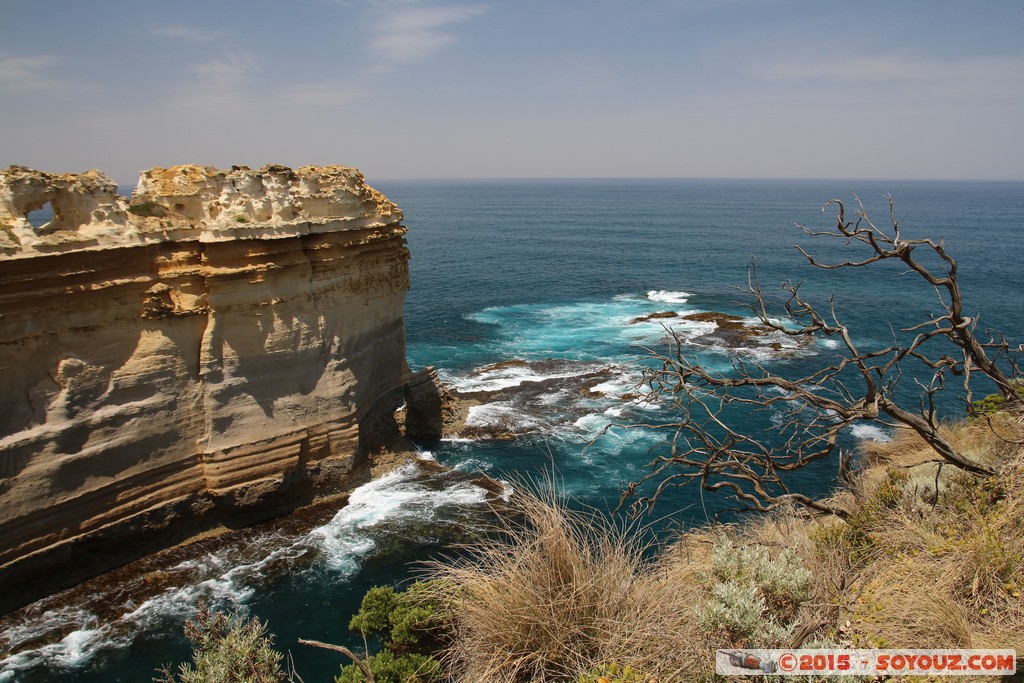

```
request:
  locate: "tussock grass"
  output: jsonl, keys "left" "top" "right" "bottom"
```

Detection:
{"left": 425, "top": 488, "right": 713, "bottom": 682}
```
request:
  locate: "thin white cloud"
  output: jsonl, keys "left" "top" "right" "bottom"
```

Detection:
{"left": 370, "top": 4, "right": 484, "bottom": 65}
{"left": 0, "top": 54, "right": 62, "bottom": 91}
{"left": 149, "top": 25, "right": 222, "bottom": 43}
{"left": 754, "top": 53, "right": 1024, "bottom": 99}
{"left": 190, "top": 52, "right": 259, "bottom": 87}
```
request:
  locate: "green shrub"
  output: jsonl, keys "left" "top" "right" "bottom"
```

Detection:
{"left": 971, "top": 379, "right": 1024, "bottom": 416}
{"left": 339, "top": 581, "right": 449, "bottom": 682}
{"left": 336, "top": 649, "right": 441, "bottom": 683}
{"left": 156, "top": 603, "right": 285, "bottom": 683}
{"left": 943, "top": 470, "right": 1006, "bottom": 518}
{"left": 347, "top": 581, "right": 448, "bottom": 652}
{"left": 348, "top": 586, "right": 399, "bottom": 639}
{"left": 833, "top": 469, "right": 909, "bottom": 563}
{"left": 696, "top": 579, "right": 791, "bottom": 646}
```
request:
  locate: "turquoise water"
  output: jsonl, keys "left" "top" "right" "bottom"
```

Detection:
{"left": 2, "top": 179, "right": 1022, "bottom": 681}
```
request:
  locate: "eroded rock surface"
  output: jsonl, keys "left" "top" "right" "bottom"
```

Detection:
{"left": 0, "top": 164, "right": 415, "bottom": 613}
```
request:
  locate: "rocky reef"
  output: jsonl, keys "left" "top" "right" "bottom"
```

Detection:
{"left": 0, "top": 164, "right": 418, "bottom": 613}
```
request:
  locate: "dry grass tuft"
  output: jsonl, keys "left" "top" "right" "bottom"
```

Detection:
{"left": 425, "top": 487, "right": 714, "bottom": 682}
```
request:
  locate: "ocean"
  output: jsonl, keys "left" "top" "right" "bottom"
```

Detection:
{"left": 2, "top": 179, "right": 1022, "bottom": 681}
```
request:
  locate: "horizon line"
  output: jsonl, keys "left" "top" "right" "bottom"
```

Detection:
{"left": 99, "top": 174, "right": 1023, "bottom": 189}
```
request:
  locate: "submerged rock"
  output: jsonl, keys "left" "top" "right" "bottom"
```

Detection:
{"left": 628, "top": 310, "right": 679, "bottom": 324}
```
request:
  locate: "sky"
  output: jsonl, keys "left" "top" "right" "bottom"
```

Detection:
{"left": 1, "top": 0, "right": 1022, "bottom": 184}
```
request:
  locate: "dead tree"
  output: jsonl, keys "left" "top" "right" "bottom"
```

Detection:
{"left": 623, "top": 194, "right": 1021, "bottom": 518}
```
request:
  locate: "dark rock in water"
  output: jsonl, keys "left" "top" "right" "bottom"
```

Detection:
{"left": 471, "top": 358, "right": 531, "bottom": 373}
{"left": 628, "top": 310, "right": 679, "bottom": 324}
{"left": 683, "top": 311, "right": 745, "bottom": 325}
{"left": 430, "top": 311, "right": 806, "bottom": 444}
{"left": 680, "top": 311, "right": 797, "bottom": 351}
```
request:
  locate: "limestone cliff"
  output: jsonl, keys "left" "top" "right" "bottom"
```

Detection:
{"left": 0, "top": 164, "right": 412, "bottom": 613}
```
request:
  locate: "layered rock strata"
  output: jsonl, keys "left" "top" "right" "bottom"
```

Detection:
{"left": 0, "top": 164, "right": 412, "bottom": 613}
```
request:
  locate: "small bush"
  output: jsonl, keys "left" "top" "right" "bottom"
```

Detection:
{"left": 696, "top": 539, "right": 809, "bottom": 647}
{"left": 943, "top": 470, "right": 1006, "bottom": 518}
{"left": 697, "top": 580, "right": 789, "bottom": 646}
{"left": 971, "top": 379, "right": 1024, "bottom": 416}
{"left": 336, "top": 649, "right": 441, "bottom": 683}
{"left": 427, "top": 485, "right": 722, "bottom": 681}
{"left": 348, "top": 581, "right": 448, "bottom": 652}
{"left": 156, "top": 603, "right": 285, "bottom": 683}
{"left": 338, "top": 581, "right": 448, "bottom": 683}
{"left": 708, "top": 539, "right": 811, "bottom": 619}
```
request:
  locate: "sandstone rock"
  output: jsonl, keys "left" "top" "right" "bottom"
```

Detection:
{"left": 0, "top": 164, "right": 415, "bottom": 613}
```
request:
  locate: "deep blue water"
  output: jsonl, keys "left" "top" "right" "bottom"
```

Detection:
{"left": 2, "top": 179, "right": 1022, "bottom": 682}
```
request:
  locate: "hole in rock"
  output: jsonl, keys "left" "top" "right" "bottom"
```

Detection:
{"left": 27, "top": 201, "right": 54, "bottom": 228}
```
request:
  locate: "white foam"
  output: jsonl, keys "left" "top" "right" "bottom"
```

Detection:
{"left": 0, "top": 625, "right": 125, "bottom": 676}
{"left": 0, "top": 604, "right": 119, "bottom": 676}
{"left": 450, "top": 362, "right": 602, "bottom": 393}
{"left": 464, "top": 402, "right": 542, "bottom": 432}
{"left": 54, "top": 628, "right": 105, "bottom": 666}
{"left": 588, "top": 378, "right": 631, "bottom": 397}
{"left": 0, "top": 606, "right": 93, "bottom": 653}
{"left": 124, "top": 573, "right": 255, "bottom": 631}
{"left": 310, "top": 463, "right": 490, "bottom": 573}
{"left": 450, "top": 366, "right": 547, "bottom": 392}
{"left": 850, "top": 423, "right": 892, "bottom": 442}
{"left": 574, "top": 413, "right": 609, "bottom": 433}
{"left": 646, "top": 290, "right": 692, "bottom": 304}
{"left": 440, "top": 365, "right": 527, "bottom": 394}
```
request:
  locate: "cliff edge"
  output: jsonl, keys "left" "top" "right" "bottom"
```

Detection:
{"left": 0, "top": 164, "right": 414, "bottom": 613}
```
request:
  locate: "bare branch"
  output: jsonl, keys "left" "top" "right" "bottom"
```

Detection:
{"left": 298, "top": 640, "right": 376, "bottom": 683}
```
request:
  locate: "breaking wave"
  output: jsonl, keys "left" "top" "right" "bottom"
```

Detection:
{"left": 0, "top": 463, "right": 496, "bottom": 679}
